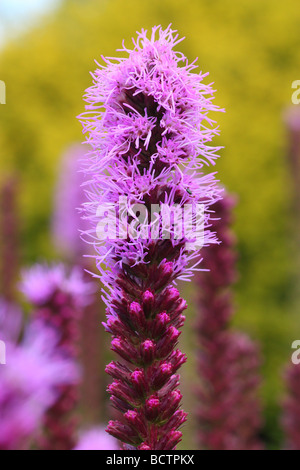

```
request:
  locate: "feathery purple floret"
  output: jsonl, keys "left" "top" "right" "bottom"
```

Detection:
{"left": 79, "top": 25, "right": 223, "bottom": 449}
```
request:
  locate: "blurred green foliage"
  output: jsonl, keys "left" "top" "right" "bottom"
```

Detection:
{"left": 0, "top": 0, "right": 300, "bottom": 449}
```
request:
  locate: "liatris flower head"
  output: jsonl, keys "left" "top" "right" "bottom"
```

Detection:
{"left": 0, "top": 320, "right": 79, "bottom": 450}
{"left": 79, "top": 25, "right": 223, "bottom": 450}
{"left": 74, "top": 427, "right": 118, "bottom": 450}
{"left": 80, "top": 24, "right": 223, "bottom": 278}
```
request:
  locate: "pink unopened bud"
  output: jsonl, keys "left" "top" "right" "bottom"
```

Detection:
{"left": 111, "top": 338, "right": 136, "bottom": 364}
{"left": 106, "top": 420, "right": 139, "bottom": 446}
{"left": 159, "top": 430, "right": 183, "bottom": 450}
{"left": 154, "top": 262, "right": 174, "bottom": 290}
{"left": 145, "top": 396, "right": 160, "bottom": 421}
{"left": 169, "top": 349, "right": 187, "bottom": 371}
{"left": 157, "top": 326, "right": 180, "bottom": 358}
{"left": 138, "top": 443, "right": 151, "bottom": 450}
{"left": 152, "top": 312, "right": 170, "bottom": 337}
{"left": 151, "top": 362, "right": 173, "bottom": 390}
{"left": 105, "top": 361, "right": 131, "bottom": 382}
{"left": 173, "top": 314, "right": 186, "bottom": 330}
{"left": 110, "top": 395, "right": 130, "bottom": 413}
{"left": 131, "top": 369, "right": 147, "bottom": 397}
{"left": 124, "top": 410, "right": 147, "bottom": 436}
{"left": 107, "top": 380, "right": 133, "bottom": 405}
{"left": 142, "top": 290, "right": 155, "bottom": 317}
{"left": 164, "top": 410, "right": 187, "bottom": 433}
{"left": 106, "top": 317, "right": 130, "bottom": 338}
{"left": 161, "top": 390, "right": 183, "bottom": 420}
{"left": 158, "top": 287, "right": 181, "bottom": 312}
{"left": 140, "top": 339, "right": 155, "bottom": 364}
{"left": 129, "top": 301, "right": 145, "bottom": 329}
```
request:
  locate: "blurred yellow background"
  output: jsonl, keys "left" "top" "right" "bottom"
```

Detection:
{"left": 1, "top": 0, "right": 300, "bottom": 448}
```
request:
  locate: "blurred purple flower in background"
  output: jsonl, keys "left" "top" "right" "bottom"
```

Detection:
{"left": 79, "top": 25, "right": 223, "bottom": 449}
{"left": 0, "top": 320, "right": 79, "bottom": 450}
{"left": 20, "top": 263, "right": 95, "bottom": 450}
{"left": 196, "top": 194, "right": 263, "bottom": 450}
{"left": 52, "top": 144, "right": 91, "bottom": 263}
{"left": 20, "top": 264, "right": 95, "bottom": 308}
{"left": 74, "top": 426, "right": 118, "bottom": 451}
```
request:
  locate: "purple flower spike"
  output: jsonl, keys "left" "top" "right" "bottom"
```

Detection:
{"left": 79, "top": 25, "right": 223, "bottom": 449}
{"left": 196, "top": 194, "right": 263, "bottom": 450}
{"left": 20, "top": 264, "right": 95, "bottom": 450}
